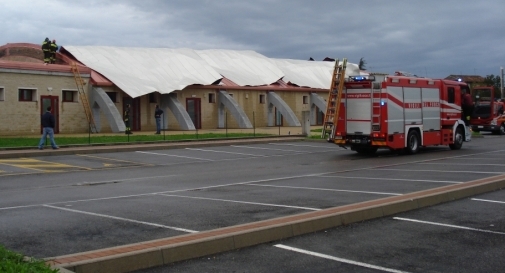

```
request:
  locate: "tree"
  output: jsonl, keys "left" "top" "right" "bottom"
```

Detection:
{"left": 359, "top": 57, "right": 366, "bottom": 70}
{"left": 483, "top": 74, "right": 502, "bottom": 98}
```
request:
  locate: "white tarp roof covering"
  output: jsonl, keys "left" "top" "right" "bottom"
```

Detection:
{"left": 197, "top": 49, "right": 284, "bottom": 86}
{"left": 272, "top": 59, "right": 360, "bottom": 89}
{"left": 63, "top": 46, "right": 360, "bottom": 98}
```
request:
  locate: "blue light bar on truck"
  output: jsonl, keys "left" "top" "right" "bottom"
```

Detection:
{"left": 347, "top": 75, "right": 375, "bottom": 82}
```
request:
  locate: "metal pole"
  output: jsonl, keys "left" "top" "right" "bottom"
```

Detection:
{"left": 253, "top": 111, "right": 255, "bottom": 137}
{"left": 501, "top": 67, "right": 504, "bottom": 99}
{"left": 225, "top": 112, "right": 228, "bottom": 137}
{"left": 163, "top": 114, "right": 165, "bottom": 141}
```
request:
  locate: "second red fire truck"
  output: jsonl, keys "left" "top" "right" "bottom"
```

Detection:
{"left": 323, "top": 60, "right": 471, "bottom": 154}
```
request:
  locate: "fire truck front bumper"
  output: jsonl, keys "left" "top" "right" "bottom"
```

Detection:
{"left": 472, "top": 125, "right": 499, "bottom": 132}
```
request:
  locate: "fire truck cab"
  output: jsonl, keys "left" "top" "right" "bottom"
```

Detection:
{"left": 329, "top": 75, "right": 470, "bottom": 154}
{"left": 470, "top": 87, "right": 505, "bottom": 135}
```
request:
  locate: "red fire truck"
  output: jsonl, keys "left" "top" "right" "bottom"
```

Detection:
{"left": 325, "top": 73, "right": 470, "bottom": 154}
{"left": 470, "top": 86, "right": 505, "bottom": 135}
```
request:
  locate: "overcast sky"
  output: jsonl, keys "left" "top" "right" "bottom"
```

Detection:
{"left": 1, "top": 0, "right": 504, "bottom": 78}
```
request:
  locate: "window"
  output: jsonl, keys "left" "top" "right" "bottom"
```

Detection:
{"left": 149, "top": 93, "right": 157, "bottom": 103}
{"left": 106, "top": 92, "right": 117, "bottom": 103}
{"left": 303, "top": 95, "right": 308, "bottom": 104}
{"left": 259, "top": 94, "right": 265, "bottom": 104}
{"left": 0, "top": 87, "right": 4, "bottom": 101}
{"left": 208, "top": 93, "right": 215, "bottom": 103}
{"left": 447, "top": 87, "right": 455, "bottom": 103}
{"left": 62, "top": 90, "right": 78, "bottom": 102}
{"left": 18, "top": 88, "right": 36, "bottom": 101}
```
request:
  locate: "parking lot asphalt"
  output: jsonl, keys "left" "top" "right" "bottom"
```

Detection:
{"left": 0, "top": 134, "right": 504, "bottom": 273}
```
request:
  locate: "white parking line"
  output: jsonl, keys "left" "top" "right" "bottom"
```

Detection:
{"left": 471, "top": 198, "right": 505, "bottom": 204}
{"left": 186, "top": 148, "right": 265, "bottom": 157}
{"left": 374, "top": 169, "right": 504, "bottom": 174}
{"left": 0, "top": 172, "right": 334, "bottom": 211}
{"left": 43, "top": 204, "right": 198, "bottom": 233}
{"left": 420, "top": 163, "right": 505, "bottom": 167}
{"left": 158, "top": 194, "right": 321, "bottom": 211}
{"left": 319, "top": 175, "right": 462, "bottom": 184}
{"left": 268, "top": 143, "right": 341, "bottom": 149}
{"left": 231, "top": 145, "right": 305, "bottom": 153}
{"left": 274, "top": 244, "right": 410, "bottom": 273}
{"left": 248, "top": 184, "right": 402, "bottom": 196}
{"left": 393, "top": 217, "right": 505, "bottom": 235}
{"left": 137, "top": 151, "right": 214, "bottom": 161}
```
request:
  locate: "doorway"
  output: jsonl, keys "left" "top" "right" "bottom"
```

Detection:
{"left": 123, "top": 97, "right": 141, "bottom": 131}
{"left": 40, "top": 95, "right": 59, "bottom": 133}
{"left": 275, "top": 107, "right": 283, "bottom": 126}
{"left": 186, "top": 98, "right": 201, "bottom": 129}
{"left": 315, "top": 106, "right": 324, "bottom": 125}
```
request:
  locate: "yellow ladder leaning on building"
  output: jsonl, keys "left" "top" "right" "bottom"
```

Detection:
{"left": 321, "top": 58, "right": 347, "bottom": 140}
{"left": 70, "top": 62, "right": 97, "bottom": 133}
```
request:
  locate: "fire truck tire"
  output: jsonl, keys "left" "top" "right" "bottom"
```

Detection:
{"left": 449, "top": 127, "right": 464, "bottom": 150}
{"left": 405, "top": 130, "right": 420, "bottom": 154}
{"left": 499, "top": 124, "right": 505, "bottom": 135}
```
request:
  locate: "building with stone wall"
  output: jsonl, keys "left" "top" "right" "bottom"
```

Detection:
{"left": 0, "top": 43, "right": 359, "bottom": 136}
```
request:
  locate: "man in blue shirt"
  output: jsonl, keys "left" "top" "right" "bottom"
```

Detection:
{"left": 154, "top": 104, "right": 163, "bottom": 134}
{"left": 38, "top": 106, "right": 59, "bottom": 150}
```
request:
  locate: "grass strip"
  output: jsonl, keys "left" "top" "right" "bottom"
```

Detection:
{"left": 0, "top": 133, "right": 272, "bottom": 149}
{"left": 0, "top": 245, "right": 58, "bottom": 273}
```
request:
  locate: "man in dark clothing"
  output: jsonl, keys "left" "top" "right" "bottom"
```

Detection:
{"left": 50, "top": 39, "right": 58, "bottom": 64}
{"left": 462, "top": 90, "right": 473, "bottom": 126}
{"left": 38, "top": 106, "right": 59, "bottom": 150}
{"left": 154, "top": 104, "right": 163, "bottom": 134}
{"left": 41, "top": 38, "right": 51, "bottom": 64}
{"left": 124, "top": 104, "right": 132, "bottom": 134}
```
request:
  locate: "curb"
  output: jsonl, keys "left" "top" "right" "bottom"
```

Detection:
{"left": 48, "top": 174, "right": 505, "bottom": 273}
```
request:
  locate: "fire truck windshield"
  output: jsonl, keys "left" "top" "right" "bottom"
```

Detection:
{"left": 472, "top": 88, "right": 492, "bottom": 102}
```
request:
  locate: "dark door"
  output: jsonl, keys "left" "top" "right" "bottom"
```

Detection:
{"left": 123, "top": 97, "right": 141, "bottom": 131}
{"left": 315, "top": 106, "right": 324, "bottom": 125}
{"left": 275, "top": 107, "right": 283, "bottom": 126}
{"left": 186, "top": 98, "right": 201, "bottom": 129}
{"left": 40, "top": 95, "right": 59, "bottom": 133}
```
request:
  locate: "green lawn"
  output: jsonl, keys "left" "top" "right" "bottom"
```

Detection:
{"left": 0, "top": 245, "right": 58, "bottom": 273}
{"left": 0, "top": 133, "right": 272, "bottom": 149}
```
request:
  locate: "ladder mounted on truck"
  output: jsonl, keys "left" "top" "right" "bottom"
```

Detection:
{"left": 71, "top": 62, "right": 97, "bottom": 133}
{"left": 321, "top": 58, "right": 347, "bottom": 139}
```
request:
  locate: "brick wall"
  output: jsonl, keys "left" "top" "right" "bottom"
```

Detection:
{"left": 0, "top": 70, "right": 90, "bottom": 136}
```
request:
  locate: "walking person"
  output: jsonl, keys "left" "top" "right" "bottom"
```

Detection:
{"left": 154, "top": 104, "right": 163, "bottom": 134}
{"left": 38, "top": 106, "right": 59, "bottom": 150}
{"left": 124, "top": 104, "right": 132, "bottom": 134}
{"left": 49, "top": 39, "right": 58, "bottom": 64}
{"left": 41, "top": 37, "right": 51, "bottom": 64}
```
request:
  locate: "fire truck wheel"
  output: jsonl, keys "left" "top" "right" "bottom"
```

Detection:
{"left": 449, "top": 127, "right": 464, "bottom": 150}
{"left": 499, "top": 124, "right": 505, "bottom": 135}
{"left": 405, "top": 130, "right": 420, "bottom": 154}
